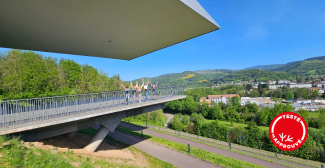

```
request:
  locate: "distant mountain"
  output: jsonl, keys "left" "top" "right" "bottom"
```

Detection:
{"left": 214, "top": 69, "right": 295, "bottom": 83}
{"left": 131, "top": 69, "right": 234, "bottom": 87}
{"left": 271, "top": 56, "right": 325, "bottom": 75}
{"left": 129, "top": 56, "right": 325, "bottom": 86}
{"left": 243, "top": 64, "right": 285, "bottom": 71}
{"left": 243, "top": 56, "right": 325, "bottom": 76}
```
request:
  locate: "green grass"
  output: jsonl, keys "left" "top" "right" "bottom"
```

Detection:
{"left": 116, "top": 126, "right": 264, "bottom": 168}
{"left": 308, "top": 112, "right": 320, "bottom": 119}
{"left": 204, "top": 119, "right": 269, "bottom": 131}
{"left": 123, "top": 116, "right": 168, "bottom": 127}
{"left": 0, "top": 129, "right": 176, "bottom": 168}
{"left": 0, "top": 95, "right": 2, "bottom": 101}
{"left": 0, "top": 135, "right": 74, "bottom": 168}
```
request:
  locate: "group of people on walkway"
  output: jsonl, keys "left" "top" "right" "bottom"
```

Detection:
{"left": 121, "top": 79, "right": 158, "bottom": 105}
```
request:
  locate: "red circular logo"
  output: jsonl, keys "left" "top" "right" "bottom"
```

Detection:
{"left": 269, "top": 112, "right": 308, "bottom": 151}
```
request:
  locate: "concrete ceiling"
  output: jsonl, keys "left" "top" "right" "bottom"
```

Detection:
{"left": 0, "top": 0, "right": 220, "bottom": 60}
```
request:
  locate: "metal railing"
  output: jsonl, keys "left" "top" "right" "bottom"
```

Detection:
{"left": 0, "top": 86, "right": 184, "bottom": 128}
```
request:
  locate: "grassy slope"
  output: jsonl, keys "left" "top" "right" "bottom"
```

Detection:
{"left": 0, "top": 129, "right": 176, "bottom": 168}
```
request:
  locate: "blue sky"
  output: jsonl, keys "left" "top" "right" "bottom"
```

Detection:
{"left": 1, "top": 0, "right": 325, "bottom": 81}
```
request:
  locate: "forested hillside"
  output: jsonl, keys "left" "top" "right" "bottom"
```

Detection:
{"left": 132, "top": 55, "right": 325, "bottom": 86}
{"left": 132, "top": 69, "right": 297, "bottom": 87}
{"left": 132, "top": 69, "right": 233, "bottom": 87}
{"left": 272, "top": 58, "right": 325, "bottom": 75}
{"left": 242, "top": 56, "right": 325, "bottom": 76}
{"left": 215, "top": 69, "right": 296, "bottom": 83}
{"left": 0, "top": 50, "right": 122, "bottom": 99}
{"left": 243, "top": 64, "right": 285, "bottom": 71}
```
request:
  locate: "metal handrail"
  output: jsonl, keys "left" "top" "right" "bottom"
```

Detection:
{"left": 0, "top": 85, "right": 185, "bottom": 128}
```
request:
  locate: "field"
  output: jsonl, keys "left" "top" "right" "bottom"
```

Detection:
{"left": 182, "top": 74, "right": 195, "bottom": 79}
{"left": 308, "top": 112, "right": 320, "bottom": 119}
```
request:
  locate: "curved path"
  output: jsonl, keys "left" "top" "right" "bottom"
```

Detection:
{"left": 119, "top": 122, "right": 289, "bottom": 168}
{"left": 93, "top": 125, "right": 219, "bottom": 168}
{"left": 163, "top": 113, "right": 174, "bottom": 127}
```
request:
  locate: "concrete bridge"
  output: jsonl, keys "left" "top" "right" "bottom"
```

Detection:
{"left": 0, "top": 86, "right": 185, "bottom": 152}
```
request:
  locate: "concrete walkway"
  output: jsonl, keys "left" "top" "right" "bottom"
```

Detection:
{"left": 119, "top": 122, "right": 290, "bottom": 168}
{"left": 93, "top": 125, "right": 219, "bottom": 168}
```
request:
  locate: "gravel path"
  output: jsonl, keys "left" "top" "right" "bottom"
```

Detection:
{"left": 163, "top": 113, "right": 174, "bottom": 127}
{"left": 119, "top": 122, "right": 290, "bottom": 168}
{"left": 93, "top": 125, "right": 220, "bottom": 168}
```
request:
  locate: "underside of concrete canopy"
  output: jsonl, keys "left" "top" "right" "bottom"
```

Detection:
{"left": 0, "top": 0, "right": 220, "bottom": 60}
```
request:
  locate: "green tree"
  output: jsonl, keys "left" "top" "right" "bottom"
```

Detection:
{"left": 249, "top": 90, "right": 260, "bottom": 97}
{"left": 318, "top": 109, "right": 325, "bottom": 129}
{"left": 230, "top": 96, "right": 241, "bottom": 112}
{"left": 194, "top": 120, "right": 202, "bottom": 136}
{"left": 245, "top": 101, "right": 259, "bottom": 113}
{"left": 258, "top": 107, "right": 269, "bottom": 126}
{"left": 297, "top": 109, "right": 309, "bottom": 125}
{"left": 59, "top": 58, "right": 81, "bottom": 89}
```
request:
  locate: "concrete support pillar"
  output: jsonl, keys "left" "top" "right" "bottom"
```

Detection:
{"left": 67, "top": 131, "right": 78, "bottom": 138}
{"left": 84, "top": 125, "right": 110, "bottom": 152}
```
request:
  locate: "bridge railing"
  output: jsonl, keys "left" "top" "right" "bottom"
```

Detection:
{"left": 0, "top": 85, "right": 185, "bottom": 128}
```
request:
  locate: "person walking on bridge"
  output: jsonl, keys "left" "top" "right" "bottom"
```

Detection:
{"left": 121, "top": 83, "right": 130, "bottom": 105}
{"left": 130, "top": 81, "right": 136, "bottom": 104}
{"left": 150, "top": 81, "right": 158, "bottom": 100}
{"left": 136, "top": 81, "right": 144, "bottom": 103}
{"left": 142, "top": 78, "right": 150, "bottom": 102}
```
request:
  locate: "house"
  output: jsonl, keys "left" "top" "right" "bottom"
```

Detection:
{"left": 268, "top": 85, "right": 279, "bottom": 90}
{"left": 293, "top": 98, "right": 311, "bottom": 104}
{"left": 311, "top": 87, "right": 324, "bottom": 94}
{"left": 292, "top": 104, "right": 320, "bottom": 112}
{"left": 199, "top": 97, "right": 211, "bottom": 105}
{"left": 241, "top": 97, "right": 271, "bottom": 106}
{"left": 206, "top": 94, "right": 240, "bottom": 105}
{"left": 311, "top": 97, "right": 325, "bottom": 104}
{"left": 316, "top": 83, "right": 325, "bottom": 88}
{"left": 287, "top": 83, "right": 312, "bottom": 88}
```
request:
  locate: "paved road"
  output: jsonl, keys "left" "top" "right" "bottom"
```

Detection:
{"left": 93, "top": 125, "right": 219, "bottom": 168}
{"left": 119, "top": 122, "right": 290, "bottom": 168}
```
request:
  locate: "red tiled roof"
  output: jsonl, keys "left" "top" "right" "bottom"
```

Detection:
{"left": 207, "top": 94, "right": 240, "bottom": 99}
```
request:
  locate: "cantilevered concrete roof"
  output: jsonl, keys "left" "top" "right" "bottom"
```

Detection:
{"left": 0, "top": 0, "right": 220, "bottom": 60}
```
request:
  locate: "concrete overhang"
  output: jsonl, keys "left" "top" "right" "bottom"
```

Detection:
{"left": 0, "top": 0, "right": 219, "bottom": 60}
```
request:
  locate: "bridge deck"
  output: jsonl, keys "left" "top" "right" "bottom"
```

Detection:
{"left": 0, "top": 95, "right": 185, "bottom": 135}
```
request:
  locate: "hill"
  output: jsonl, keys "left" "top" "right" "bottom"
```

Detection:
{"left": 243, "top": 64, "right": 285, "bottom": 71}
{"left": 129, "top": 55, "right": 325, "bottom": 86}
{"left": 130, "top": 69, "right": 296, "bottom": 87}
{"left": 271, "top": 56, "right": 325, "bottom": 75}
{"left": 211, "top": 69, "right": 296, "bottom": 83}
{"left": 131, "top": 69, "right": 234, "bottom": 87}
